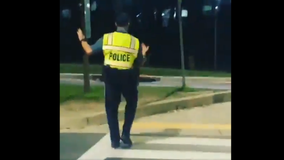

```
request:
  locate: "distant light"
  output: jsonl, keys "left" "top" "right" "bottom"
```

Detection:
{"left": 136, "top": 13, "right": 141, "bottom": 17}
{"left": 161, "top": 9, "right": 188, "bottom": 18}
{"left": 215, "top": 6, "right": 218, "bottom": 10}
{"left": 86, "top": 3, "right": 90, "bottom": 8}
{"left": 91, "top": 1, "right": 97, "bottom": 11}
{"left": 203, "top": 5, "right": 212, "bottom": 14}
{"left": 61, "top": 9, "right": 71, "bottom": 19}
{"left": 182, "top": 9, "right": 188, "bottom": 17}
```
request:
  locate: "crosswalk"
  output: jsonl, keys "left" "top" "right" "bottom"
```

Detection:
{"left": 78, "top": 134, "right": 231, "bottom": 160}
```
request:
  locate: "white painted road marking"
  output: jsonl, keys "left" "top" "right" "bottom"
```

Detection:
{"left": 106, "top": 149, "right": 230, "bottom": 159}
{"left": 77, "top": 133, "right": 231, "bottom": 160}
{"left": 146, "top": 137, "right": 231, "bottom": 147}
{"left": 77, "top": 133, "right": 111, "bottom": 160}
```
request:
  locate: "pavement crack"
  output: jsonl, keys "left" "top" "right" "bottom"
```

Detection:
{"left": 86, "top": 118, "right": 89, "bottom": 125}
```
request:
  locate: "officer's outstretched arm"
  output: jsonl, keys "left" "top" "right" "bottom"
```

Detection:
{"left": 80, "top": 41, "right": 93, "bottom": 55}
{"left": 77, "top": 28, "right": 103, "bottom": 55}
{"left": 80, "top": 37, "right": 103, "bottom": 55}
{"left": 134, "top": 43, "right": 149, "bottom": 67}
{"left": 135, "top": 46, "right": 145, "bottom": 67}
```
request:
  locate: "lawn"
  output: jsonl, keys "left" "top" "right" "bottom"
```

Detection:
{"left": 60, "top": 63, "right": 231, "bottom": 77}
{"left": 60, "top": 84, "right": 203, "bottom": 104}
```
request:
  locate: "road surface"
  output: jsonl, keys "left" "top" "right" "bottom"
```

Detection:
{"left": 60, "top": 133, "right": 231, "bottom": 160}
{"left": 60, "top": 78, "right": 231, "bottom": 90}
{"left": 60, "top": 102, "right": 231, "bottom": 160}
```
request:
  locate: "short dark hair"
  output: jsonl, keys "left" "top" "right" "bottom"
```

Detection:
{"left": 115, "top": 12, "right": 130, "bottom": 27}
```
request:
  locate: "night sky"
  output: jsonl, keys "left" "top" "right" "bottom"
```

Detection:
{"left": 60, "top": 0, "right": 231, "bottom": 72}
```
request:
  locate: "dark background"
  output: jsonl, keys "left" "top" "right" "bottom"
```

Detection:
{"left": 60, "top": 0, "right": 231, "bottom": 72}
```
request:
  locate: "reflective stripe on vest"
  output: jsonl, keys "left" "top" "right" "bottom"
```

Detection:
{"left": 103, "top": 46, "right": 137, "bottom": 54}
{"left": 102, "top": 33, "right": 138, "bottom": 54}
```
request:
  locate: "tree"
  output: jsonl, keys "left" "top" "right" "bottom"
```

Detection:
{"left": 80, "top": 0, "right": 91, "bottom": 93}
{"left": 178, "top": 0, "right": 186, "bottom": 88}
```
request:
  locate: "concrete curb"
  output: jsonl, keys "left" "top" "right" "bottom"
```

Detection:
{"left": 60, "top": 91, "right": 231, "bottom": 129}
{"left": 60, "top": 74, "right": 160, "bottom": 82}
{"left": 60, "top": 73, "right": 231, "bottom": 83}
{"left": 60, "top": 73, "right": 231, "bottom": 80}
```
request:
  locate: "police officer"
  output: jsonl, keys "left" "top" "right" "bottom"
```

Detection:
{"left": 77, "top": 12, "right": 149, "bottom": 149}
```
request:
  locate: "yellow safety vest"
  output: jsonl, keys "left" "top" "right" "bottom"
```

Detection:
{"left": 102, "top": 32, "right": 139, "bottom": 70}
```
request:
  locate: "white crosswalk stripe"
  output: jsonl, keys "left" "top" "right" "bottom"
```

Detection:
{"left": 146, "top": 137, "right": 231, "bottom": 146}
{"left": 77, "top": 133, "right": 231, "bottom": 160}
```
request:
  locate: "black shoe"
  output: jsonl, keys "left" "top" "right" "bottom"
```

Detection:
{"left": 120, "top": 135, "right": 133, "bottom": 148}
{"left": 111, "top": 142, "right": 120, "bottom": 149}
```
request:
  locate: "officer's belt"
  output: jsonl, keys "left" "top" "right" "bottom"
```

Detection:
{"left": 104, "top": 64, "right": 132, "bottom": 70}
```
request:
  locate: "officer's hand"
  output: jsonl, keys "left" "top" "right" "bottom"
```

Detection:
{"left": 142, "top": 43, "right": 150, "bottom": 56}
{"left": 77, "top": 28, "right": 85, "bottom": 41}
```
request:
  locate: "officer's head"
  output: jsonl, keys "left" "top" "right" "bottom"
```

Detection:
{"left": 115, "top": 12, "right": 130, "bottom": 28}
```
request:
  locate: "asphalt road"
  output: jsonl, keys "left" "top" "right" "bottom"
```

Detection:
{"left": 60, "top": 133, "right": 231, "bottom": 160}
{"left": 60, "top": 78, "right": 231, "bottom": 90}
{"left": 60, "top": 76, "right": 231, "bottom": 159}
{"left": 60, "top": 133, "right": 105, "bottom": 160}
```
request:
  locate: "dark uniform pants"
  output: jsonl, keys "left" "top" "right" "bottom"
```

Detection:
{"left": 103, "top": 66, "right": 138, "bottom": 143}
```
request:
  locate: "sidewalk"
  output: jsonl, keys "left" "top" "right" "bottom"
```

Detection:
{"left": 62, "top": 102, "right": 231, "bottom": 137}
{"left": 60, "top": 73, "right": 231, "bottom": 82}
